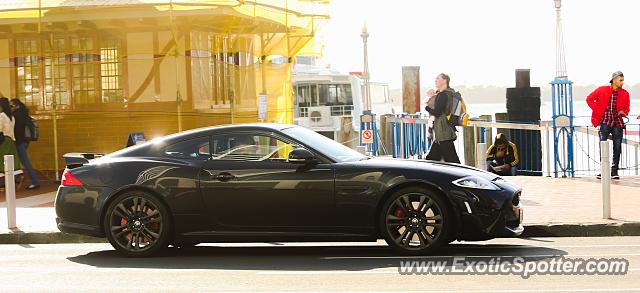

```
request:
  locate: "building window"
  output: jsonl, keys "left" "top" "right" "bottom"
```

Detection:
{"left": 14, "top": 35, "right": 125, "bottom": 110}
{"left": 100, "top": 38, "right": 123, "bottom": 103}
{"left": 209, "top": 34, "right": 239, "bottom": 105}
{"left": 71, "top": 37, "right": 97, "bottom": 105}
{"left": 15, "top": 39, "right": 42, "bottom": 110}
{"left": 44, "top": 38, "right": 69, "bottom": 109}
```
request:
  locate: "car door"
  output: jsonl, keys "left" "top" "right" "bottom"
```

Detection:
{"left": 199, "top": 131, "right": 335, "bottom": 232}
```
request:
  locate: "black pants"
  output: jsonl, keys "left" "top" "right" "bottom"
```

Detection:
{"left": 599, "top": 123, "right": 623, "bottom": 175}
{"left": 426, "top": 140, "right": 460, "bottom": 163}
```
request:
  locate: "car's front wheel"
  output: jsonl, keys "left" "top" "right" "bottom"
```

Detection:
{"left": 104, "top": 191, "right": 171, "bottom": 257}
{"left": 379, "top": 186, "right": 451, "bottom": 255}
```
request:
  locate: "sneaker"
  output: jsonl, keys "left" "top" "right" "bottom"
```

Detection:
{"left": 596, "top": 174, "right": 601, "bottom": 179}
{"left": 26, "top": 184, "right": 40, "bottom": 190}
{"left": 612, "top": 174, "right": 620, "bottom": 180}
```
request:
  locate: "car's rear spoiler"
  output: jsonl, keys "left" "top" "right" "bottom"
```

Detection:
{"left": 63, "top": 153, "right": 105, "bottom": 169}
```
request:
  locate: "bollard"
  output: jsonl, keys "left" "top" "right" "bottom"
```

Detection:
{"left": 545, "top": 125, "right": 552, "bottom": 177}
{"left": 635, "top": 143, "right": 638, "bottom": 176}
{"left": 476, "top": 143, "right": 487, "bottom": 171}
{"left": 600, "top": 141, "right": 611, "bottom": 219}
{"left": 399, "top": 119, "right": 405, "bottom": 159}
{"left": 4, "top": 155, "right": 16, "bottom": 229}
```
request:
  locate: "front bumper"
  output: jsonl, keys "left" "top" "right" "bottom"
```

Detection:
{"left": 449, "top": 179, "right": 524, "bottom": 241}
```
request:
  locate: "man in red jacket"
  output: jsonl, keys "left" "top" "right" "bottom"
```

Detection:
{"left": 586, "top": 71, "right": 630, "bottom": 179}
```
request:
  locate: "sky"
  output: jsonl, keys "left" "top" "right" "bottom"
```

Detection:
{"left": 321, "top": 0, "right": 640, "bottom": 89}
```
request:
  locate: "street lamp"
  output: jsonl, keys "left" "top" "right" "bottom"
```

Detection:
{"left": 553, "top": 0, "right": 566, "bottom": 78}
{"left": 361, "top": 23, "right": 371, "bottom": 113}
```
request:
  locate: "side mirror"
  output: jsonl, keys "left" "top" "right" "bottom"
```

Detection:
{"left": 288, "top": 148, "right": 316, "bottom": 164}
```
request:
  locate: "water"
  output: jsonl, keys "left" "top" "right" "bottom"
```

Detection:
{"left": 468, "top": 100, "right": 640, "bottom": 127}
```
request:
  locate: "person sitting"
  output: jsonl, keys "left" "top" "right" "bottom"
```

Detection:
{"left": 485, "top": 133, "right": 519, "bottom": 176}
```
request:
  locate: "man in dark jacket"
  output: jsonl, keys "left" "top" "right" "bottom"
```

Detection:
{"left": 424, "top": 73, "right": 460, "bottom": 163}
{"left": 10, "top": 98, "right": 40, "bottom": 189}
{"left": 586, "top": 71, "right": 630, "bottom": 179}
{"left": 485, "top": 133, "right": 519, "bottom": 176}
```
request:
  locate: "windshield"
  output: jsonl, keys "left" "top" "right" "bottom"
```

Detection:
{"left": 282, "top": 126, "right": 368, "bottom": 163}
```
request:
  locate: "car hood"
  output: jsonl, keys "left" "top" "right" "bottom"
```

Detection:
{"left": 346, "top": 157, "right": 499, "bottom": 181}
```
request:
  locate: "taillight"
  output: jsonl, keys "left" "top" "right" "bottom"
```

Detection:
{"left": 61, "top": 170, "right": 83, "bottom": 187}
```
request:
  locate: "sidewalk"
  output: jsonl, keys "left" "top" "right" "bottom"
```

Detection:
{"left": 1, "top": 176, "right": 640, "bottom": 243}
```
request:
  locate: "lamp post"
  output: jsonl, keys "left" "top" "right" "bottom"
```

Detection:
{"left": 550, "top": 0, "right": 575, "bottom": 178}
{"left": 361, "top": 23, "right": 371, "bottom": 113}
{"left": 554, "top": 0, "right": 566, "bottom": 78}
{"left": 359, "top": 23, "right": 378, "bottom": 155}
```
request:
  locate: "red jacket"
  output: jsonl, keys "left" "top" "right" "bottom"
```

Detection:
{"left": 586, "top": 85, "right": 630, "bottom": 127}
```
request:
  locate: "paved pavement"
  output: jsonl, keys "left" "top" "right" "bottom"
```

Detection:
{"left": 0, "top": 237, "right": 639, "bottom": 292}
{"left": 507, "top": 176, "right": 640, "bottom": 224}
{"left": 0, "top": 176, "right": 639, "bottom": 236}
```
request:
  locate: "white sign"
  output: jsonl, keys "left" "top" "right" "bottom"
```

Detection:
{"left": 361, "top": 129, "right": 374, "bottom": 144}
{"left": 258, "top": 94, "right": 267, "bottom": 121}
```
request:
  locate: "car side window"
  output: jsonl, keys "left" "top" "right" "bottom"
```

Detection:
{"left": 211, "top": 134, "right": 301, "bottom": 162}
{"left": 164, "top": 137, "right": 210, "bottom": 160}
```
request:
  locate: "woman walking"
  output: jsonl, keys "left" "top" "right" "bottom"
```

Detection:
{"left": 0, "top": 97, "right": 21, "bottom": 176}
{"left": 10, "top": 98, "right": 39, "bottom": 189}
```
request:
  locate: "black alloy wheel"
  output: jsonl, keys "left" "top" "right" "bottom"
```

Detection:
{"left": 104, "top": 191, "right": 171, "bottom": 257}
{"left": 380, "top": 187, "right": 451, "bottom": 255}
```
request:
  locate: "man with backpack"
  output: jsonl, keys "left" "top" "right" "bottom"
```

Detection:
{"left": 424, "top": 73, "right": 461, "bottom": 163}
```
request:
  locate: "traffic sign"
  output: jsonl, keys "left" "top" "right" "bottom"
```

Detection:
{"left": 361, "top": 129, "right": 373, "bottom": 144}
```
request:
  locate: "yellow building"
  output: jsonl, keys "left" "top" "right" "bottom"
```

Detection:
{"left": 0, "top": 0, "right": 328, "bottom": 178}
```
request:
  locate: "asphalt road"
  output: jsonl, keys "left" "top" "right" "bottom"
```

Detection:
{"left": 1, "top": 237, "right": 640, "bottom": 292}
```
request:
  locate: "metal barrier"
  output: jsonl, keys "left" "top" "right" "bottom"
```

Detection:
{"left": 468, "top": 120, "right": 552, "bottom": 176}
{"left": 380, "top": 114, "right": 640, "bottom": 178}
{"left": 573, "top": 123, "right": 640, "bottom": 176}
{"left": 388, "top": 115, "right": 430, "bottom": 159}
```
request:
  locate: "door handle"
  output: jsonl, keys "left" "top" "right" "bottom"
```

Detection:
{"left": 212, "top": 172, "right": 235, "bottom": 182}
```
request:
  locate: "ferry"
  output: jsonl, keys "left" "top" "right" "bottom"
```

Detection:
{"left": 292, "top": 56, "right": 400, "bottom": 141}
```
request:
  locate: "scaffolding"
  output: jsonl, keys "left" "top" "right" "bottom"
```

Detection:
{"left": 0, "top": 0, "right": 329, "bottom": 177}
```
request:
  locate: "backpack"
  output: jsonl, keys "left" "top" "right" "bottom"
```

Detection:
{"left": 24, "top": 116, "right": 39, "bottom": 142}
{"left": 447, "top": 91, "right": 469, "bottom": 127}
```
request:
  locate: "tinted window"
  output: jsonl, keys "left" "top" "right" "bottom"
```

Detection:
{"left": 282, "top": 126, "right": 367, "bottom": 162}
{"left": 164, "top": 137, "right": 210, "bottom": 160}
{"left": 211, "top": 134, "right": 301, "bottom": 162}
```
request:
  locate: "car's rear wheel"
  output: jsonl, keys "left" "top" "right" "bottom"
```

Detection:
{"left": 104, "top": 191, "right": 171, "bottom": 257}
{"left": 379, "top": 187, "right": 451, "bottom": 255}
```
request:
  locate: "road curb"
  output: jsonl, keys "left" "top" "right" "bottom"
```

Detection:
{"left": 0, "top": 231, "right": 105, "bottom": 244}
{"left": 522, "top": 222, "right": 640, "bottom": 238}
{"left": 1, "top": 223, "right": 640, "bottom": 244}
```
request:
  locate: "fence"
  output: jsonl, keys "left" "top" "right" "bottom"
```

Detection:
{"left": 384, "top": 114, "right": 640, "bottom": 177}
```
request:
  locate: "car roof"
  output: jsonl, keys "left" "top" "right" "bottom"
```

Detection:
{"left": 107, "top": 123, "right": 297, "bottom": 158}
{"left": 166, "top": 123, "right": 296, "bottom": 140}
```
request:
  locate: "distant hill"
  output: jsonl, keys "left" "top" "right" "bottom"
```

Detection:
{"left": 390, "top": 83, "right": 640, "bottom": 105}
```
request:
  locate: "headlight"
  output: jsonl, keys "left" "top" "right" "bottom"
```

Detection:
{"left": 452, "top": 176, "right": 499, "bottom": 190}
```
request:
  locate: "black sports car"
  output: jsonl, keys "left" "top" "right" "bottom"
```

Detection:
{"left": 55, "top": 123, "right": 523, "bottom": 257}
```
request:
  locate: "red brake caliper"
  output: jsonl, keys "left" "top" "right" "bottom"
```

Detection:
{"left": 394, "top": 207, "right": 405, "bottom": 218}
